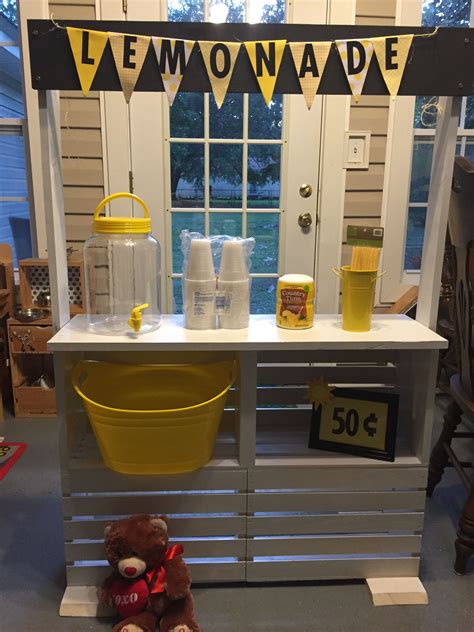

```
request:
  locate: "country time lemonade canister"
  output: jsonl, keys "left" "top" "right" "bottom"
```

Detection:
{"left": 276, "top": 274, "right": 315, "bottom": 329}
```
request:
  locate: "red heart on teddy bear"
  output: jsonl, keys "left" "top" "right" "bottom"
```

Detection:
{"left": 109, "top": 577, "right": 149, "bottom": 618}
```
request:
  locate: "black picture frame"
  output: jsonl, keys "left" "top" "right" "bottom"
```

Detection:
{"left": 308, "top": 388, "right": 399, "bottom": 462}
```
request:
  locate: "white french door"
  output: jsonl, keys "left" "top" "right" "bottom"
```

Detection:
{"left": 99, "top": 0, "right": 353, "bottom": 313}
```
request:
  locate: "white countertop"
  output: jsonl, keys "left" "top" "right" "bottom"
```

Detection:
{"left": 48, "top": 314, "right": 447, "bottom": 351}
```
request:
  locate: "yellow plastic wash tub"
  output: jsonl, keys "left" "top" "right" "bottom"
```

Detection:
{"left": 72, "top": 359, "right": 237, "bottom": 475}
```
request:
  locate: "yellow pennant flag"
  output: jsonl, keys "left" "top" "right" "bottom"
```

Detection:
{"left": 372, "top": 35, "right": 414, "bottom": 98}
{"left": 109, "top": 33, "right": 150, "bottom": 103}
{"left": 199, "top": 41, "right": 241, "bottom": 108}
{"left": 152, "top": 38, "right": 194, "bottom": 105}
{"left": 244, "top": 40, "right": 286, "bottom": 106}
{"left": 336, "top": 39, "right": 374, "bottom": 102}
{"left": 289, "top": 41, "right": 332, "bottom": 110}
{"left": 67, "top": 27, "right": 108, "bottom": 97}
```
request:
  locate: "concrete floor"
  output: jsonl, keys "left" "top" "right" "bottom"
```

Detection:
{"left": 1, "top": 397, "right": 473, "bottom": 632}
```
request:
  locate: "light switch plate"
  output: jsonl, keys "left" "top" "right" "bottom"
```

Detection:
{"left": 344, "top": 131, "right": 371, "bottom": 169}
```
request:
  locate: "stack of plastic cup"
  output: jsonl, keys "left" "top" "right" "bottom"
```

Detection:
{"left": 184, "top": 239, "right": 216, "bottom": 329}
{"left": 217, "top": 240, "right": 250, "bottom": 329}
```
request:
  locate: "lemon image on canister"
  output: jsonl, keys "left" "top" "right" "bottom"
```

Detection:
{"left": 276, "top": 274, "right": 315, "bottom": 329}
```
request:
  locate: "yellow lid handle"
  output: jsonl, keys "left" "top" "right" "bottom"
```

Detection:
{"left": 94, "top": 192, "right": 149, "bottom": 220}
{"left": 128, "top": 303, "right": 149, "bottom": 333}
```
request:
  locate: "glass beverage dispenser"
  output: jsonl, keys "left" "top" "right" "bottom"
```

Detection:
{"left": 83, "top": 192, "right": 161, "bottom": 335}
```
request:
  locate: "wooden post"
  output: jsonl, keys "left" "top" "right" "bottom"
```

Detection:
{"left": 38, "top": 90, "right": 70, "bottom": 330}
{"left": 417, "top": 96, "right": 461, "bottom": 330}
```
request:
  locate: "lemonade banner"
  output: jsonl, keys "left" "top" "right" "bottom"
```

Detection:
{"left": 66, "top": 28, "right": 420, "bottom": 105}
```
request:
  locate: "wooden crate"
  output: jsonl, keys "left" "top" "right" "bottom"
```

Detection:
{"left": 19, "top": 258, "right": 86, "bottom": 315}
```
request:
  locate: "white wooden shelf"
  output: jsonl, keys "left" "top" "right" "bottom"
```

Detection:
{"left": 49, "top": 314, "right": 447, "bottom": 351}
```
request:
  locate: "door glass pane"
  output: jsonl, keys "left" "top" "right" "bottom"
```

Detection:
{"left": 173, "top": 278, "right": 183, "bottom": 313}
{"left": 409, "top": 140, "right": 434, "bottom": 203}
{"left": 210, "top": 143, "right": 243, "bottom": 208}
{"left": 172, "top": 212, "right": 205, "bottom": 272}
{"left": 170, "top": 143, "right": 204, "bottom": 207}
{"left": 247, "top": 213, "right": 279, "bottom": 273}
{"left": 170, "top": 93, "right": 204, "bottom": 138}
{"left": 0, "top": 201, "right": 31, "bottom": 266}
{"left": 250, "top": 0, "right": 285, "bottom": 23}
{"left": 0, "top": 131, "right": 27, "bottom": 197}
{"left": 168, "top": 0, "right": 204, "bottom": 20}
{"left": 210, "top": 212, "right": 242, "bottom": 236}
{"left": 209, "top": 0, "right": 244, "bottom": 22}
{"left": 248, "top": 144, "right": 281, "bottom": 208}
{"left": 465, "top": 139, "right": 474, "bottom": 163}
{"left": 251, "top": 277, "right": 277, "bottom": 314}
{"left": 248, "top": 94, "right": 283, "bottom": 139}
{"left": 404, "top": 206, "right": 426, "bottom": 271}
{"left": 209, "top": 94, "right": 243, "bottom": 139}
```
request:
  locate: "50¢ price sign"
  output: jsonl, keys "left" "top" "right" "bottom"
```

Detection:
{"left": 308, "top": 389, "right": 399, "bottom": 462}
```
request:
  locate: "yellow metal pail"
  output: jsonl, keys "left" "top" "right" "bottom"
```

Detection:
{"left": 72, "top": 359, "right": 236, "bottom": 475}
{"left": 333, "top": 266, "right": 384, "bottom": 332}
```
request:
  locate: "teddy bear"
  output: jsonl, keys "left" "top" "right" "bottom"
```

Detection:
{"left": 100, "top": 513, "right": 200, "bottom": 632}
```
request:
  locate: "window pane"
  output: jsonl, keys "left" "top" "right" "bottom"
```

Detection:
{"left": 404, "top": 206, "right": 427, "bottom": 271}
{"left": 247, "top": 213, "right": 279, "bottom": 273}
{"left": 248, "top": 144, "right": 281, "bottom": 208}
{"left": 170, "top": 93, "right": 204, "bottom": 138}
{"left": 0, "top": 131, "right": 27, "bottom": 197}
{"left": 414, "top": 96, "right": 438, "bottom": 129}
{"left": 209, "top": 0, "right": 244, "bottom": 22}
{"left": 422, "top": 0, "right": 472, "bottom": 26}
{"left": 172, "top": 278, "right": 183, "bottom": 314}
{"left": 172, "top": 212, "right": 205, "bottom": 273}
{"left": 168, "top": 0, "right": 204, "bottom": 21}
{"left": 210, "top": 143, "right": 242, "bottom": 208}
{"left": 210, "top": 212, "right": 242, "bottom": 236}
{"left": 251, "top": 277, "right": 277, "bottom": 314}
{"left": 0, "top": 46, "right": 23, "bottom": 117}
{"left": 465, "top": 96, "right": 474, "bottom": 129}
{"left": 209, "top": 94, "right": 243, "bottom": 139}
{"left": 248, "top": 93, "right": 283, "bottom": 139}
{"left": 409, "top": 140, "right": 434, "bottom": 203}
{"left": 170, "top": 143, "right": 204, "bottom": 207}
{"left": 0, "top": 201, "right": 32, "bottom": 266}
{"left": 249, "top": 0, "right": 285, "bottom": 23}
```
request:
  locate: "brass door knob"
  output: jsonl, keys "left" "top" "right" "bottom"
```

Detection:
{"left": 299, "top": 184, "right": 313, "bottom": 198}
{"left": 298, "top": 212, "right": 313, "bottom": 228}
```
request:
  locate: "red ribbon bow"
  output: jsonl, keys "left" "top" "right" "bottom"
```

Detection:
{"left": 146, "top": 544, "right": 184, "bottom": 594}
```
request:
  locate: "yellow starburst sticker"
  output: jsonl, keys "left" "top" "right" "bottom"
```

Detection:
{"left": 307, "top": 377, "right": 335, "bottom": 407}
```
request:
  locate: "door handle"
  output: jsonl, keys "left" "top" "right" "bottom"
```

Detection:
{"left": 298, "top": 212, "right": 313, "bottom": 228}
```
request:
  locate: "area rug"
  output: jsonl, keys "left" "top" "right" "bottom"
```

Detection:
{"left": 0, "top": 442, "right": 27, "bottom": 480}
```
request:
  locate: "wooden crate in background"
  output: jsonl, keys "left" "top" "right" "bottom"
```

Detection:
{"left": 19, "top": 258, "right": 86, "bottom": 315}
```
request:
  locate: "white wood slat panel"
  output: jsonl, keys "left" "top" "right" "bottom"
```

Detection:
{"left": 65, "top": 538, "right": 246, "bottom": 562}
{"left": 367, "top": 136, "right": 387, "bottom": 164}
{"left": 68, "top": 467, "right": 247, "bottom": 493}
{"left": 248, "top": 491, "right": 426, "bottom": 513}
{"left": 257, "top": 386, "right": 310, "bottom": 405}
{"left": 357, "top": 0, "right": 397, "bottom": 17}
{"left": 248, "top": 534, "right": 422, "bottom": 556}
{"left": 65, "top": 214, "right": 95, "bottom": 242}
{"left": 345, "top": 190, "right": 383, "bottom": 216}
{"left": 257, "top": 350, "right": 393, "bottom": 363}
{"left": 60, "top": 99, "right": 101, "bottom": 128}
{"left": 354, "top": 16, "right": 395, "bottom": 26}
{"left": 52, "top": 0, "right": 95, "bottom": 5}
{"left": 49, "top": 4, "right": 95, "bottom": 19}
{"left": 67, "top": 562, "right": 246, "bottom": 585}
{"left": 346, "top": 164, "right": 385, "bottom": 191}
{"left": 64, "top": 187, "right": 104, "bottom": 214}
{"left": 61, "top": 91, "right": 99, "bottom": 99}
{"left": 62, "top": 158, "right": 104, "bottom": 187}
{"left": 350, "top": 107, "right": 389, "bottom": 135}
{"left": 248, "top": 466, "right": 427, "bottom": 490}
{"left": 246, "top": 558, "right": 419, "bottom": 582}
{"left": 258, "top": 364, "right": 396, "bottom": 384}
{"left": 351, "top": 96, "right": 390, "bottom": 108}
{"left": 62, "top": 129, "right": 102, "bottom": 158}
{"left": 64, "top": 516, "right": 247, "bottom": 540}
{"left": 64, "top": 493, "right": 246, "bottom": 516}
{"left": 248, "top": 513, "right": 424, "bottom": 536}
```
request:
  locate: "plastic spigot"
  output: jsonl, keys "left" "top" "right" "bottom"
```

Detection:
{"left": 128, "top": 303, "right": 149, "bottom": 333}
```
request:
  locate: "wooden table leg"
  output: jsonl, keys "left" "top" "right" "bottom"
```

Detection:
{"left": 427, "top": 399, "right": 463, "bottom": 496}
{"left": 454, "top": 486, "right": 474, "bottom": 575}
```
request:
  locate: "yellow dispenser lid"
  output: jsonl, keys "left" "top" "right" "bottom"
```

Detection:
{"left": 93, "top": 192, "right": 151, "bottom": 234}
